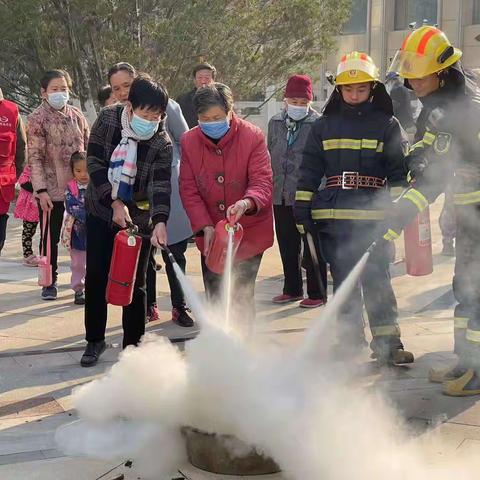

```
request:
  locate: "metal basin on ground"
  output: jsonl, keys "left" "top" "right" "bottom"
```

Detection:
{"left": 182, "top": 427, "right": 281, "bottom": 475}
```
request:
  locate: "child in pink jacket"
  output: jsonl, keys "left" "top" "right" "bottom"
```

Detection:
{"left": 14, "top": 166, "right": 40, "bottom": 266}
{"left": 62, "top": 151, "right": 88, "bottom": 305}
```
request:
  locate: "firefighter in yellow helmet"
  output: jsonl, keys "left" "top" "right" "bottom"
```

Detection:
{"left": 295, "top": 52, "right": 413, "bottom": 365}
{"left": 379, "top": 26, "right": 480, "bottom": 395}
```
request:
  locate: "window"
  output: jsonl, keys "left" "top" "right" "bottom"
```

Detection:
{"left": 342, "top": 0, "right": 368, "bottom": 35}
{"left": 394, "top": 0, "right": 438, "bottom": 30}
{"left": 474, "top": 0, "right": 480, "bottom": 24}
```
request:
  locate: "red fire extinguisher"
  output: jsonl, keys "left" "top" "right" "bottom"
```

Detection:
{"left": 206, "top": 219, "right": 244, "bottom": 274}
{"left": 403, "top": 207, "right": 433, "bottom": 276}
{"left": 106, "top": 224, "right": 142, "bottom": 306}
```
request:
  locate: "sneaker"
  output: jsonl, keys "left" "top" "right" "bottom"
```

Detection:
{"left": 299, "top": 298, "right": 326, "bottom": 308}
{"left": 80, "top": 340, "right": 106, "bottom": 367}
{"left": 23, "top": 255, "right": 40, "bottom": 267}
{"left": 41, "top": 284, "right": 58, "bottom": 301}
{"left": 272, "top": 294, "right": 303, "bottom": 304}
{"left": 146, "top": 304, "right": 160, "bottom": 322}
{"left": 172, "top": 307, "right": 194, "bottom": 327}
{"left": 74, "top": 291, "right": 85, "bottom": 305}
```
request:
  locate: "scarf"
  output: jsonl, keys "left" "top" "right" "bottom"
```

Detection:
{"left": 285, "top": 115, "right": 301, "bottom": 147}
{"left": 108, "top": 107, "right": 153, "bottom": 202}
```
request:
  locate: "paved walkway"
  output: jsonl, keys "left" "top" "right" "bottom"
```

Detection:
{"left": 1, "top": 199, "right": 480, "bottom": 479}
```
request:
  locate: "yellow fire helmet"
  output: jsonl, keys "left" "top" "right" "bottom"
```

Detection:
{"left": 390, "top": 26, "right": 462, "bottom": 79}
{"left": 335, "top": 51, "right": 380, "bottom": 86}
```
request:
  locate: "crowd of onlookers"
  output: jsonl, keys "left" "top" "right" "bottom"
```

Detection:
{"left": 0, "top": 61, "right": 300, "bottom": 366}
{"left": 0, "top": 58, "right": 452, "bottom": 368}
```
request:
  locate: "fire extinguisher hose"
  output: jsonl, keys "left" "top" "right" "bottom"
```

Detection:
{"left": 124, "top": 222, "right": 176, "bottom": 266}
{"left": 304, "top": 232, "right": 327, "bottom": 302}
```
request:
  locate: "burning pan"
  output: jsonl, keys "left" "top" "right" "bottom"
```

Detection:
{"left": 182, "top": 427, "right": 281, "bottom": 475}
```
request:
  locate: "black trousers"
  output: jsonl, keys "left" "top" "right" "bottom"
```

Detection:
{"left": 84, "top": 214, "right": 151, "bottom": 348}
{"left": 318, "top": 221, "right": 401, "bottom": 351}
{"left": 273, "top": 204, "right": 327, "bottom": 300}
{"left": 39, "top": 202, "right": 65, "bottom": 284}
{"left": 145, "top": 239, "right": 189, "bottom": 310}
{"left": 0, "top": 213, "right": 8, "bottom": 253}
{"left": 200, "top": 253, "right": 262, "bottom": 323}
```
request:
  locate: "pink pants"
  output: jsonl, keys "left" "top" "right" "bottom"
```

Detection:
{"left": 70, "top": 249, "right": 86, "bottom": 292}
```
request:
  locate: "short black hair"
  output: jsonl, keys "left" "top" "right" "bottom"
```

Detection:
{"left": 128, "top": 74, "right": 169, "bottom": 113}
{"left": 193, "top": 83, "right": 234, "bottom": 116}
{"left": 193, "top": 63, "right": 217, "bottom": 79}
{"left": 107, "top": 62, "right": 136, "bottom": 83}
{"left": 97, "top": 85, "right": 113, "bottom": 107}
{"left": 70, "top": 151, "right": 87, "bottom": 173}
{"left": 40, "top": 70, "right": 73, "bottom": 90}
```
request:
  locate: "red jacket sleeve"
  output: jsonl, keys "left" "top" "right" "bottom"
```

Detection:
{"left": 244, "top": 131, "right": 273, "bottom": 214}
{"left": 179, "top": 135, "right": 214, "bottom": 232}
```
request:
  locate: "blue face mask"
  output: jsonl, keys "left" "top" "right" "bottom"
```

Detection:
{"left": 287, "top": 104, "right": 309, "bottom": 121}
{"left": 198, "top": 119, "right": 230, "bottom": 139}
{"left": 48, "top": 92, "right": 69, "bottom": 110}
{"left": 130, "top": 113, "right": 159, "bottom": 139}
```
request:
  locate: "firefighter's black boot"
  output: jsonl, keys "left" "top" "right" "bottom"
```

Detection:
{"left": 0, "top": 214, "right": 8, "bottom": 255}
{"left": 374, "top": 347, "right": 414, "bottom": 366}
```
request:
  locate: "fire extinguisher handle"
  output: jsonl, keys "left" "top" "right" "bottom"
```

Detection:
{"left": 125, "top": 221, "right": 139, "bottom": 235}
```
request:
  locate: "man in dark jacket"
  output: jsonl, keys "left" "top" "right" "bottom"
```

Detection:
{"left": 295, "top": 52, "right": 413, "bottom": 365}
{"left": 176, "top": 63, "right": 216, "bottom": 128}
{"left": 379, "top": 26, "right": 480, "bottom": 395}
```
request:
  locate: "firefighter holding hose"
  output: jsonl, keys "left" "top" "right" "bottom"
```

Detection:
{"left": 294, "top": 52, "right": 414, "bottom": 365}
{"left": 377, "top": 26, "right": 480, "bottom": 396}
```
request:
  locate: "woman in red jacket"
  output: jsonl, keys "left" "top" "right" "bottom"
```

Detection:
{"left": 179, "top": 83, "right": 273, "bottom": 320}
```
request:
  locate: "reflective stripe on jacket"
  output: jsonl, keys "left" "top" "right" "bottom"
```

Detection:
{"left": 295, "top": 100, "right": 409, "bottom": 223}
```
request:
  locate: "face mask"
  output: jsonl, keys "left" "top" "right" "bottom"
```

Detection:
{"left": 130, "top": 113, "right": 159, "bottom": 139}
{"left": 198, "top": 119, "right": 230, "bottom": 139}
{"left": 287, "top": 104, "right": 309, "bottom": 121}
{"left": 48, "top": 92, "right": 69, "bottom": 110}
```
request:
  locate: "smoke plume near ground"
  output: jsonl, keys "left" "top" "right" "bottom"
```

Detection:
{"left": 57, "top": 254, "right": 480, "bottom": 479}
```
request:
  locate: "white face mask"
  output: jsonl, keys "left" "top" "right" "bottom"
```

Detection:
{"left": 287, "top": 104, "right": 309, "bottom": 121}
{"left": 47, "top": 91, "right": 69, "bottom": 110}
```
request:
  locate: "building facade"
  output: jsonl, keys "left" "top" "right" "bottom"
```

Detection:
{"left": 318, "top": 0, "right": 480, "bottom": 100}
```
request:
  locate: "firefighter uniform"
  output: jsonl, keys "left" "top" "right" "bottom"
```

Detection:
{"left": 384, "top": 26, "right": 480, "bottom": 395}
{"left": 295, "top": 52, "right": 413, "bottom": 364}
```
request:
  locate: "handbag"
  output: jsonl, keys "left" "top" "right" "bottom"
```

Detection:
{"left": 38, "top": 210, "right": 53, "bottom": 287}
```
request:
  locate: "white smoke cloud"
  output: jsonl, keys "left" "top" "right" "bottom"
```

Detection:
{"left": 56, "top": 252, "right": 480, "bottom": 479}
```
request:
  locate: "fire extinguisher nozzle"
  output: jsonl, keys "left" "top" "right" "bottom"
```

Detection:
{"left": 366, "top": 241, "right": 377, "bottom": 254}
{"left": 161, "top": 245, "right": 178, "bottom": 266}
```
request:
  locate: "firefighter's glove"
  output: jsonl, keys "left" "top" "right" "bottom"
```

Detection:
{"left": 294, "top": 201, "right": 314, "bottom": 235}
{"left": 368, "top": 227, "right": 401, "bottom": 256}
{"left": 406, "top": 154, "right": 428, "bottom": 184}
